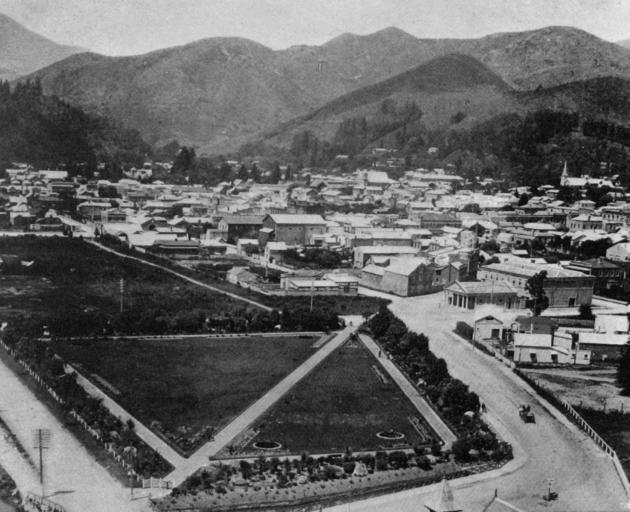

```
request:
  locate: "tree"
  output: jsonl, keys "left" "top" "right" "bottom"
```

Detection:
{"left": 237, "top": 164, "right": 248, "bottom": 181}
{"left": 617, "top": 340, "right": 630, "bottom": 395}
{"left": 517, "top": 193, "right": 529, "bottom": 206}
{"left": 525, "top": 271, "right": 549, "bottom": 316}
{"left": 579, "top": 303, "right": 594, "bottom": 320}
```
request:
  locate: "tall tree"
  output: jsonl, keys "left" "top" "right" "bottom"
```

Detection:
{"left": 617, "top": 340, "right": 630, "bottom": 395}
{"left": 525, "top": 270, "right": 549, "bottom": 316}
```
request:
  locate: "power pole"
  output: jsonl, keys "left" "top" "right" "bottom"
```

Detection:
{"left": 33, "top": 428, "right": 50, "bottom": 498}
{"left": 120, "top": 278, "right": 124, "bottom": 314}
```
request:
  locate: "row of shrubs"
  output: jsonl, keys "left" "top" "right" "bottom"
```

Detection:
{"left": 365, "top": 307, "right": 513, "bottom": 463}
{"left": 177, "top": 447, "right": 447, "bottom": 497}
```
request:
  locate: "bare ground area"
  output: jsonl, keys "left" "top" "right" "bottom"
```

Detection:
{"left": 522, "top": 367, "right": 630, "bottom": 412}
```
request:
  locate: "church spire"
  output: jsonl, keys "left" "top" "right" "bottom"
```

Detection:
{"left": 560, "top": 161, "right": 568, "bottom": 186}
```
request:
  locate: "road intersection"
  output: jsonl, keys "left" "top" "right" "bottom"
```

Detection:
{"left": 327, "top": 292, "right": 628, "bottom": 511}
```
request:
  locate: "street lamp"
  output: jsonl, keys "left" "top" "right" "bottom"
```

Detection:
{"left": 128, "top": 470, "right": 134, "bottom": 498}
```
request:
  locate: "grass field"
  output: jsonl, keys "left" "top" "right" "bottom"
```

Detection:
{"left": 0, "top": 236, "right": 270, "bottom": 336}
{"left": 52, "top": 335, "right": 320, "bottom": 453}
{"left": 242, "top": 338, "right": 436, "bottom": 455}
{"left": 522, "top": 367, "right": 628, "bottom": 410}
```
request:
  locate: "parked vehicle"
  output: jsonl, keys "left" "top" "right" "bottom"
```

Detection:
{"left": 518, "top": 404, "right": 535, "bottom": 423}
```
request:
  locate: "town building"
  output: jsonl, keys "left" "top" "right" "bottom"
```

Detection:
{"left": 259, "top": 214, "right": 326, "bottom": 247}
{"left": 477, "top": 258, "right": 595, "bottom": 308}
{"left": 218, "top": 215, "right": 265, "bottom": 244}
{"left": 444, "top": 281, "right": 524, "bottom": 310}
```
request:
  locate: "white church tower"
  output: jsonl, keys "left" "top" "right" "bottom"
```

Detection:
{"left": 560, "top": 161, "right": 569, "bottom": 187}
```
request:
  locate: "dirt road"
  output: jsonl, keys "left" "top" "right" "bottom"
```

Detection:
{"left": 0, "top": 357, "right": 151, "bottom": 512}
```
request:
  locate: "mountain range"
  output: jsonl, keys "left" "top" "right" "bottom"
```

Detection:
{"left": 6, "top": 13, "right": 630, "bottom": 154}
{"left": 0, "top": 13, "right": 83, "bottom": 81}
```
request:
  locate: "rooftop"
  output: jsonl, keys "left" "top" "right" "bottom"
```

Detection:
{"left": 446, "top": 280, "right": 520, "bottom": 295}
{"left": 268, "top": 214, "right": 326, "bottom": 225}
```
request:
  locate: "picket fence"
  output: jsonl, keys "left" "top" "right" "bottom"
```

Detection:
{"left": 520, "top": 371, "right": 630, "bottom": 502}
{"left": 556, "top": 396, "right": 630, "bottom": 500}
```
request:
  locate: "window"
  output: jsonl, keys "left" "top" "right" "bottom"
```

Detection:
{"left": 568, "top": 297, "right": 576, "bottom": 307}
{"left": 491, "top": 329, "right": 500, "bottom": 338}
{"left": 530, "top": 353, "right": 537, "bottom": 363}
{"left": 551, "top": 354, "right": 558, "bottom": 363}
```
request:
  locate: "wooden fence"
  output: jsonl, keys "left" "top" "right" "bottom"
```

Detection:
{"left": 517, "top": 370, "right": 630, "bottom": 501}
{"left": 142, "top": 477, "right": 172, "bottom": 489}
{"left": 0, "top": 339, "right": 144, "bottom": 484}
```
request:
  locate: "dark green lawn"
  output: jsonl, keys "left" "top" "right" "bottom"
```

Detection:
{"left": 245, "top": 338, "right": 436, "bottom": 455}
{"left": 53, "top": 335, "right": 319, "bottom": 451}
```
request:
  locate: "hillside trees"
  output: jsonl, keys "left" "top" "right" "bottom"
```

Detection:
{"left": 0, "top": 79, "right": 150, "bottom": 175}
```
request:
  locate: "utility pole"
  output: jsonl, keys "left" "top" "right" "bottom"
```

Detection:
{"left": 120, "top": 278, "right": 124, "bottom": 314}
{"left": 33, "top": 428, "right": 50, "bottom": 498}
{"left": 310, "top": 279, "right": 314, "bottom": 312}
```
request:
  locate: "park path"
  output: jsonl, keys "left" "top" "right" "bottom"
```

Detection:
{"left": 87, "top": 240, "right": 273, "bottom": 311}
{"left": 165, "top": 325, "right": 356, "bottom": 486}
{"left": 0, "top": 356, "right": 151, "bottom": 512}
{"left": 69, "top": 366, "right": 186, "bottom": 467}
{"left": 357, "top": 333, "right": 458, "bottom": 449}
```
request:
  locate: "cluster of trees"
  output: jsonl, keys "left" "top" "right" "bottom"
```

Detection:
{"left": 441, "top": 110, "right": 582, "bottom": 186}
{"left": 1, "top": 332, "right": 171, "bottom": 477}
{"left": 525, "top": 271, "right": 550, "bottom": 316}
{"left": 32, "top": 288, "right": 341, "bottom": 338}
{"left": 425, "top": 109, "right": 630, "bottom": 189}
{"left": 283, "top": 248, "right": 347, "bottom": 269}
{"left": 167, "top": 146, "right": 288, "bottom": 186}
{"left": 280, "top": 306, "right": 341, "bottom": 332}
{"left": 583, "top": 120, "right": 630, "bottom": 147}
{"left": 366, "top": 307, "right": 512, "bottom": 463}
{"left": 289, "top": 100, "right": 423, "bottom": 168}
{"left": 0, "top": 80, "right": 150, "bottom": 178}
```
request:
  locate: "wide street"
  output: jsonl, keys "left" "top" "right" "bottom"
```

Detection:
{"left": 328, "top": 292, "right": 628, "bottom": 511}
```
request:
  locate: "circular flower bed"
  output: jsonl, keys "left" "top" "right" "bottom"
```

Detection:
{"left": 376, "top": 430, "right": 405, "bottom": 440}
{"left": 253, "top": 440, "right": 282, "bottom": 450}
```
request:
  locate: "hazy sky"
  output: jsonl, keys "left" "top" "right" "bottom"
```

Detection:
{"left": 1, "top": 0, "right": 629, "bottom": 56}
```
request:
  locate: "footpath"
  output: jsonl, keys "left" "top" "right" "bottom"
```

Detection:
{"left": 357, "top": 333, "right": 458, "bottom": 449}
{"left": 165, "top": 326, "right": 357, "bottom": 486}
{"left": 87, "top": 240, "right": 273, "bottom": 311}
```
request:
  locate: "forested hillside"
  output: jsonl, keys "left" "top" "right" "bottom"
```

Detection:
{"left": 0, "top": 80, "right": 151, "bottom": 176}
